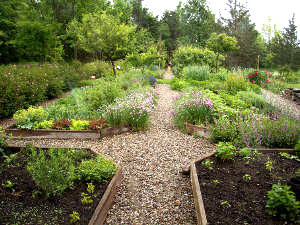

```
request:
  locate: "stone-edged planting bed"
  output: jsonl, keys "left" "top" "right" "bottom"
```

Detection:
{"left": 190, "top": 149, "right": 299, "bottom": 225}
{"left": 0, "top": 146, "right": 121, "bottom": 225}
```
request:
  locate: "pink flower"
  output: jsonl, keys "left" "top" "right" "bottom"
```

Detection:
{"left": 252, "top": 80, "right": 256, "bottom": 84}
{"left": 254, "top": 72, "right": 258, "bottom": 75}
{"left": 266, "top": 79, "right": 270, "bottom": 83}
{"left": 268, "top": 72, "right": 272, "bottom": 77}
{"left": 249, "top": 75, "right": 253, "bottom": 79}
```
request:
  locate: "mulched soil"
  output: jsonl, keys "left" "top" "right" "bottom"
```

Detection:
{"left": 196, "top": 152, "right": 300, "bottom": 225}
{"left": 0, "top": 148, "right": 109, "bottom": 225}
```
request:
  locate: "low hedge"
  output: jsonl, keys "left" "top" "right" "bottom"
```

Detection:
{"left": 0, "top": 62, "right": 110, "bottom": 119}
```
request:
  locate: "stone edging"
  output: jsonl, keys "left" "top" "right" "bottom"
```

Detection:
{"left": 190, "top": 149, "right": 295, "bottom": 225}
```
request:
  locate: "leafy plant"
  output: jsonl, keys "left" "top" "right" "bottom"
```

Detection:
{"left": 216, "top": 142, "right": 237, "bottom": 160}
{"left": 279, "top": 152, "right": 299, "bottom": 161}
{"left": 2, "top": 180, "right": 15, "bottom": 189}
{"left": 69, "top": 211, "right": 80, "bottom": 224}
{"left": 220, "top": 200, "right": 231, "bottom": 207}
{"left": 202, "top": 159, "right": 213, "bottom": 170}
{"left": 26, "top": 147, "right": 76, "bottom": 198}
{"left": 266, "top": 183, "right": 300, "bottom": 221}
{"left": 87, "top": 182, "right": 95, "bottom": 194}
{"left": 13, "top": 106, "right": 49, "bottom": 129}
{"left": 76, "top": 155, "right": 117, "bottom": 183}
{"left": 210, "top": 117, "right": 239, "bottom": 143}
{"left": 238, "top": 147, "right": 252, "bottom": 158}
{"left": 242, "top": 174, "right": 252, "bottom": 181}
{"left": 80, "top": 192, "right": 93, "bottom": 205}
{"left": 248, "top": 71, "right": 272, "bottom": 86}
{"left": 33, "top": 120, "right": 54, "bottom": 129}
{"left": 170, "top": 78, "right": 187, "bottom": 91}
{"left": 265, "top": 157, "right": 274, "bottom": 172}
{"left": 53, "top": 119, "right": 72, "bottom": 130}
{"left": 70, "top": 120, "right": 90, "bottom": 130}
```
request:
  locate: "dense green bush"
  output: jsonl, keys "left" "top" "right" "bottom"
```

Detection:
{"left": 13, "top": 106, "right": 49, "bottom": 129}
{"left": 210, "top": 117, "right": 239, "bottom": 143}
{"left": 76, "top": 155, "right": 117, "bottom": 183}
{"left": 216, "top": 142, "right": 237, "bottom": 160}
{"left": 224, "top": 75, "right": 251, "bottom": 95}
{"left": 266, "top": 183, "right": 300, "bottom": 222}
{"left": 183, "top": 65, "right": 211, "bottom": 81}
{"left": 170, "top": 78, "right": 188, "bottom": 91}
{"left": 172, "top": 46, "right": 217, "bottom": 75}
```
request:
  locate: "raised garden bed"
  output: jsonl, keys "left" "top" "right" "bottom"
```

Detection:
{"left": 184, "top": 122, "right": 210, "bottom": 138}
{"left": 5, "top": 126, "right": 130, "bottom": 139}
{"left": 190, "top": 149, "right": 299, "bottom": 225}
{"left": 0, "top": 146, "right": 122, "bottom": 225}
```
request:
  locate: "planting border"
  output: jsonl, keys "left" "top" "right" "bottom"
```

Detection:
{"left": 190, "top": 149, "right": 295, "bottom": 225}
{"left": 3, "top": 144, "right": 122, "bottom": 225}
{"left": 5, "top": 126, "right": 130, "bottom": 140}
{"left": 184, "top": 122, "right": 210, "bottom": 139}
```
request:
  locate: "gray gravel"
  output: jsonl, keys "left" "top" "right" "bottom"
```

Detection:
{"left": 6, "top": 72, "right": 214, "bottom": 224}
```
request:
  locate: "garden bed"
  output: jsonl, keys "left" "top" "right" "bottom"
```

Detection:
{"left": 5, "top": 126, "right": 130, "bottom": 139}
{"left": 0, "top": 147, "right": 122, "bottom": 225}
{"left": 190, "top": 149, "right": 299, "bottom": 225}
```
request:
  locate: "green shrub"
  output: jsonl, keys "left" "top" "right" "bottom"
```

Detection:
{"left": 219, "top": 92, "right": 249, "bottom": 110}
{"left": 76, "top": 155, "right": 117, "bottom": 183}
{"left": 26, "top": 147, "right": 76, "bottom": 198}
{"left": 209, "top": 68, "right": 229, "bottom": 81}
{"left": 210, "top": 117, "right": 239, "bottom": 143}
{"left": 224, "top": 75, "right": 250, "bottom": 95}
{"left": 170, "top": 78, "right": 187, "bottom": 91}
{"left": 247, "top": 71, "right": 271, "bottom": 86}
{"left": 172, "top": 46, "right": 217, "bottom": 75}
{"left": 81, "top": 60, "right": 113, "bottom": 78}
{"left": 70, "top": 120, "right": 90, "bottom": 130}
{"left": 266, "top": 183, "right": 300, "bottom": 222}
{"left": 216, "top": 142, "right": 237, "bottom": 160}
{"left": 13, "top": 106, "right": 49, "bottom": 129}
{"left": 183, "top": 65, "right": 211, "bottom": 81}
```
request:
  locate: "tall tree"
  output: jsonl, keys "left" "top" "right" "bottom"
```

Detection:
{"left": 177, "top": 0, "right": 215, "bottom": 47}
{"left": 75, "top": 13, "right": 136, "bottom": 77}
{"left": 221, "top": 0, "right": 262, "bottom": 67}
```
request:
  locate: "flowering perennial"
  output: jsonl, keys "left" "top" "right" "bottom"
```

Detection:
{"left": 248, "top": 71, "right": 272, "bottom": 86}
{"left": 172, "top": 91, "right": 214, "bottom": 129}
{"left": 102, "top": 90, "right": 157, "bottom": 131}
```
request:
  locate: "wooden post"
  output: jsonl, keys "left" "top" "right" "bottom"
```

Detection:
{"left": 257, "top": 55, "right": 260, "bottom": 71}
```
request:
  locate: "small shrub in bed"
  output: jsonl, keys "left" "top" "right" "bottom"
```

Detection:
{"left": 216, "top": 142, "right": 237, "bottom": 160}
{"left": 210, "top": 117, "right": 239, "bottom": 143}
{"left": 76, "top": 155, "right": 117, "bottom": 183}
{"left": 247, "top": 71, "right": 271, "bottom": 86}
{"left": 170, "top": 78, "right": 187, "bottom": 91}
{"left": 224, "top": 75, "right": 251, "bottom": 95}
{"left": 69, "top": 120, "right": 90, "bottom": 130}
{"left": 266, "top": 183, "right": 300, "bottom": 222}
{"left": 26, "top": 147, "right": 77, "bottom": 198}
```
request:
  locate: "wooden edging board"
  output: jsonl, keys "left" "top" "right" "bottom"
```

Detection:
{"left": 5, "top": 126, "right": 130, "bottom": 140}
{"left": 190, "top": 149, "right": 295, "bottom": 225}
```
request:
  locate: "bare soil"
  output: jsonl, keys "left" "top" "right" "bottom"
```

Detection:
{"left": 196, "top": 152, "right": 300, "bottom": 225}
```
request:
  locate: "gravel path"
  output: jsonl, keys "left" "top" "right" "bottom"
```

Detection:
{"left": 7, "top": 71, "right": 214, "bottom": 224}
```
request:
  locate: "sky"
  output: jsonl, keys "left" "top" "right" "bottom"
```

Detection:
{"left": 142, "top": 0, "right": 300, "bottom": 34}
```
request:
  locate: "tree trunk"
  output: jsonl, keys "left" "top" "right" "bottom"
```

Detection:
{"left": 111, "top": 60, "right": 116, "bottom": 78}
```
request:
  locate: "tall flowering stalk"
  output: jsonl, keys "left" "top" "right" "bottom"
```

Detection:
{"left": 101, "top": 89, "right": 157, "bottom": 131}
{"left": 171, "top": 91, "right": 214, "bottom": 130}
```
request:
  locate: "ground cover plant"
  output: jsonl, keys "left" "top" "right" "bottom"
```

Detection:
{"left": 0, "top": 144, "right": 117, "bottom": 225}
{"left": 195, "top": 146, "right": 300, "bottom": 224}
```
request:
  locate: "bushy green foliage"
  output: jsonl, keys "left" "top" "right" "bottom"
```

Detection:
{"left": 224, "top": 75, "right": 252, "bottom": 95}
{"left": 13, "top": 106, "right": 48, "bottom": 129}
{"left": 170, "top": 78, "right": 188, "bottom": 91}
{"left": 266, "top": 183, "right": 300, "bottom": 222}
{"left": 265, "top": 80, "right": 289, "bottom": 94}
{"left": 219, "top": 92, "right": 249, "bottom": 110}
{"left": 81, "top": 60, "right": 113, "bottom": 78}
{"left": 210, "top": 117, "right": 239, "bottom": 143}
{"left": 216, "top": 142, "right": 237, "bottom": 160}
{"left": 172, "top": 46, "right": 217, "bottom": 75}
{"left": 69, "top": 120, "right": 90, "bottom": 130}
{"left": 26, "top": 147, "right": 76, "bottom": 198}
{"left": 76, "top": 155, "right": 117, "bottom": 183}
{"left": 183, "top": 65, "right": 211, "bottom": 81}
